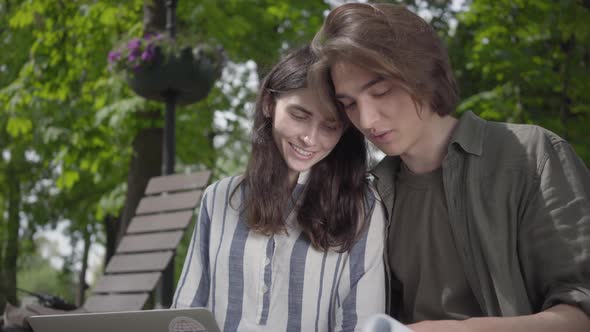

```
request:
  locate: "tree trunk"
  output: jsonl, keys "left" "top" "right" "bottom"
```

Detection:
{"left": 0, "top": 193, "right": 5, "bottom": 313}
{"left": 559, "top": 36, "right": 574, "bottom": 140}
{"left": 144, "top": 0, "right": 166, "bottom": 36}
{"left": 3, "top": 158, "right": 21, "bottom": 309}
{"left": 0, "top": 280, "right": 4, "bottom": 315}
{"left": 76, "top": 226, "right": 91, "bottom": 306}
{"left": 103, "top": 214, "right": 119, "bottom": 267}
{"left": 110, "top": 0, "right": 167, "bottom": 248}
{"left": 116, "top": 127, "right": 163, "bottom": 245}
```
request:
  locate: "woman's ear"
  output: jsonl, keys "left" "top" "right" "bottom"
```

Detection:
{"left": 263, "top": 94, "right": 274, "bottom": 118}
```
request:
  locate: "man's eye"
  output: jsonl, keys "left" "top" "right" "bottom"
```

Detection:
{"left": 344, "top": 102, "right": 357, "bottom": 112}
{"left": 372, "top": 87, "right": 391, "bottom": 97}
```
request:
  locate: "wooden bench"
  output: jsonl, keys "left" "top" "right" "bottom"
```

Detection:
{"left": 84, "top": 171, "right": 211, "bottom": 312}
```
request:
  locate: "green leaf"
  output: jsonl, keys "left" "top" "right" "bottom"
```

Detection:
{"left": 56, "top": 170, "right": 80, "bottom": 189}
{"left": 6, "top": 117, "right": 33, "bottom": 138}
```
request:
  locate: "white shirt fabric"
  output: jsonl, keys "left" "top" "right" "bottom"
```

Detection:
{"left": 172, "top": 173, "right": 386, "bottom": 332}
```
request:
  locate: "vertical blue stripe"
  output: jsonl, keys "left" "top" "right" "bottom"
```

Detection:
{"left": 327, "top": 253, "right": 343, "bottom": 332}
{"left": 340, "top": 228, "right": 369, "bottom": 331}
{"left": 173, "top": 190, "right": 211, "bottom": 308}
{"left": 223, "top": 184, "right": 249, "bottom": 332}
{"left": 292, "top": 183, "right": 305, "bottom": 201}
{"left": 284, "top": 183, "right": 305, "bottom": 219}
{"left": 212, "top": 176, "right": 236, "bottom": 315}
{"left": 191, "top": 191, "right": 212, "bottom": 307}
{"left": 340, "top": 190, "right": 375, "bottom": 331}
{"left": 338, "top": 191, "right": 375, "bottom": 331}
{"left": 314, "top": 251, "right": 328, "bottom": 332}
{"left": 259, "top": 237, "right": 275, "bottom": 325}
{"left": 334, "top": 255, "right": 346, "bottom": 326}
{"left": 286, "top": 232, "right": 311, "bottom": 332}
{"left": 364, "top": 189, "right": 376, "bottom": 222}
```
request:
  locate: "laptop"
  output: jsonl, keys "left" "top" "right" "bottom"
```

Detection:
{"left": 28, "top": 307, "right": 220, "bottom": 332}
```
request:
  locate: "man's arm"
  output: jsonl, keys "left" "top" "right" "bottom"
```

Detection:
{"left": 408, "top": 304, "right": 590, "bottom": 332}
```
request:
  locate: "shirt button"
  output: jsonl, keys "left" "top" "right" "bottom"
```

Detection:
{"left": 265, "top": 257, "right": 271, "bottom": 266}
{"left": 261, "top": 285, "right": 269, "bottom": 293}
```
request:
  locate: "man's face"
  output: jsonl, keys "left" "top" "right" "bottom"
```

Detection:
{"left": 331, "top": 61, "right": 434, "bottom": 157}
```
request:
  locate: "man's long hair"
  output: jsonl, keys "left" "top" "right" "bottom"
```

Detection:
{"left": 310, "top": 3, "right": 459, "bottom": 116}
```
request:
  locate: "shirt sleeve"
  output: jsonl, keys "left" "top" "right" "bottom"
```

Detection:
{"left": 335, "top": 189, "right": 387, "bottom": 331}
{"left": 518, "top": 140, "right": 590, "bottom": 316}
{"left": 171, "top": 187, "right": 212, "bottom": 309}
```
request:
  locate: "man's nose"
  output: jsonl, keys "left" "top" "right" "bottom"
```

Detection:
{"left": 357, "top": 100, "right": 380, "bottom": 131}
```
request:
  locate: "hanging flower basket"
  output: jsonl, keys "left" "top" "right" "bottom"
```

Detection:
{"left": 108, "top": 34, "right": 224, "bottom": 106}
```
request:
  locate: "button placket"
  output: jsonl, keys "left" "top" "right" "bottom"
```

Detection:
{"left": 256, "top": 237, "right": 275, "bottom": 324}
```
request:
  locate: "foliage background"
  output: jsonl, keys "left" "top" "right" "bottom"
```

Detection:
{"left": 1, "top": 0, "right": 588, "bottom": 311}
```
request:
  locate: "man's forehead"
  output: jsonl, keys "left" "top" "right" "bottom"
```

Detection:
{"left": 331, "top": 61, "right": 383, "bottom": 95}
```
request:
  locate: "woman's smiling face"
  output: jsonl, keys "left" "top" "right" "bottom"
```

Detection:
{"left": 270, "top": 87, "right": 345, "bottom": 184}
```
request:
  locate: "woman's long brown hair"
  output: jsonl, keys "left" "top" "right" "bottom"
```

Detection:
{"left": 238, "top": 45, "right": 369, "bottom": 252}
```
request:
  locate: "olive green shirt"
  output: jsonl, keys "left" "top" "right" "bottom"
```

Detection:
{"left": 372, "top": 111, "right": 590, "bottom": 318}
{"left": 390, "top": 164, "right": 481, "bottom": 323}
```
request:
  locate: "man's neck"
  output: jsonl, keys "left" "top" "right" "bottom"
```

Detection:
{"left": 401, "top": 114, "right": 458, "bottom": 174}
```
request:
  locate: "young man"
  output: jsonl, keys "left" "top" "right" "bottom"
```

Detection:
{"left": 309, "top": 3, "right": 590, "bottom": 332}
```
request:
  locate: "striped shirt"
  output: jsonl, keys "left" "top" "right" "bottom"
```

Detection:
{"left": 172, "top": 173, "right": 386, "bottom": 331}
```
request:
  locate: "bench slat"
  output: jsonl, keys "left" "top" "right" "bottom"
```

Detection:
{"left": 127, "top": 210, "right": 193, "bottom": 234}
{"left": 117, "top": 231, "right": 184, "bottom": 253}
{"left": 105, "top": 251, "right": 173, "bottom": 273}
{"left": 93, "top": 272, "right": 161, "bottom": 294}
{"left": 145, "top": 171, "right": 211, "bottom": 195}
{"left": 135, "top": 190, "right": 202, "bottom": 215}
{"left": 84, "top": 293, "right": 150, "bottom": 312}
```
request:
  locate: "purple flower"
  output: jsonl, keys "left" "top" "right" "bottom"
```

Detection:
{"left": 128, "top": 53, "right": 138, "bottom": 62}
{"left": 141, "top": 44, "right": 156, "bottom": 62}
{"left": 108, "top": 50, "right": 121, "bottom": 63}
{"left": 127, "top": 38, "right": 141, "bottom": 51}
{"left": 141, "top": 50, "right": 153, "bottom": 61}
{"left": 130, "top": 48, "right": 142, "bottom": 57}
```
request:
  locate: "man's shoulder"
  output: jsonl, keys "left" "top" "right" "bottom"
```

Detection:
{"left": 474, "top": 119, "right": 569, "bottom": 178}
{"left": 456, "top": 111, "right": 565, "bottom": 152}
{"left": 487, "top": 120, "right": 565, "bottom": 147}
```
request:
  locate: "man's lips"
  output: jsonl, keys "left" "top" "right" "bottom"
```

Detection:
{"left": 368, "top": 130, "right": 393, "bottom": 143}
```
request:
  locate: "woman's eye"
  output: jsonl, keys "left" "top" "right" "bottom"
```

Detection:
{"left": 290, "top": 112, "right": 307, "bottom": 120}
{"left": 322, "top": 123, "right": 340, "bottom": 132}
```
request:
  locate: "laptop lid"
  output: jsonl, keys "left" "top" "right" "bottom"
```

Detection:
{"left": 28, "top": 308, "right": 220, "bottom": 332}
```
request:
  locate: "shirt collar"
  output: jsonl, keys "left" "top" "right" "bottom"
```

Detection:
{"left": 449, "top": 111, "right": 486, "bottom": 156}
{"left": 296, "top": 170, "right": 310, "bottom": 185}
{"left": 371, "top": 111, "right": 486, "bottom": 181}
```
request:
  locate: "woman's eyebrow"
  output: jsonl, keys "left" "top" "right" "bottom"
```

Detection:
{"left": 288, "top": 105, "right": 312, "bottom": 115}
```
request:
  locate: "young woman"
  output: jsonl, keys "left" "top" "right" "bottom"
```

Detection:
{"left": 172, "top": 45, "right": 386, "bottom": 332}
